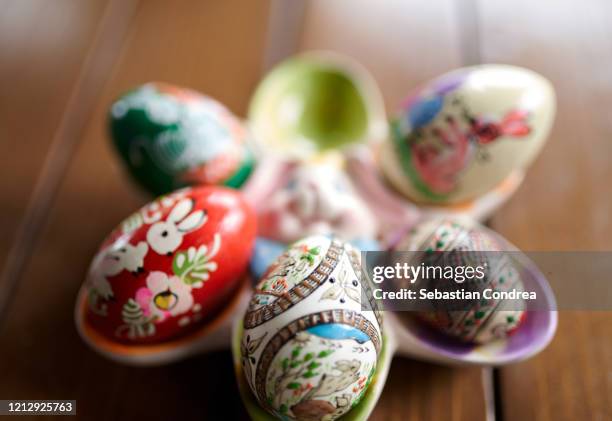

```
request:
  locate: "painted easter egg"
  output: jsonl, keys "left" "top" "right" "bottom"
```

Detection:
{"left": 109, "top": 82, "right": 254, "bottom": 195}
{"left": 393, "top": 218, "right": 525, "bottom": 344}
{"left": 381, "top": 65, "right": 556, "bottom": 204}
{"left": 258, "top": 162, "right": 378, "bottom": 244}
{"left": 249, "top": 237, "right": 382, "bottom": 283}
{"left": 241, "top": 236, "right": 383, "bottom": 420}
{"left": 84, "top": 186, "right": 256, "bottom": 344}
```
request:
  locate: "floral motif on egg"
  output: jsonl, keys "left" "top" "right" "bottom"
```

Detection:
{"left": 392, "top": 73, "right": 532, "bottom": 201}
{"left": 250, "top": 310, "right": 380, "bottom": 420}
{"left": 110, "top": 83, "right": 254, "bottom": 195}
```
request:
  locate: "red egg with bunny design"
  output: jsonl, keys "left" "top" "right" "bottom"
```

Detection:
{"left": 83, "top": 186, "right": 256, "bottom": 344}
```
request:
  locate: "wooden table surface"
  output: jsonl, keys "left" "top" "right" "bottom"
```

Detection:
{"left": 0, "top": 1, "right": 610, "bottom": 420}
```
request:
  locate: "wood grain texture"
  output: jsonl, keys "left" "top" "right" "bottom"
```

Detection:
{"left": 371, "top": 360, "right": 487, "bottom": 421}
{"left": 0, "top": 0, "right": 139, "bottom": 321}
{"left": 300, "top": 0, "right": 463, "bottom": 112}
{"left": 299, "top": 2, "right": 487, "bottom": 420}
{"left": 0, "top": 1, "right": 270, "bottom": 419}
{"left": 478, "top": 0, "right": 612, "bottom": 419}
{"left": 0, "top": 0, "right": 110, "bottom": 279}
{"left": 480, "top": 0, "right": 612, "bottom": 251}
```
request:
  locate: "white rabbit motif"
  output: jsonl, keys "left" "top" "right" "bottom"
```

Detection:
{"left": 104, "top": 241, "right": 149, "bottom": 275}
{"left": 147, "top": 198, "right": 207, "bottom": 255}
{"left": 87, "top": 239, "right": 149, "bottom": 316}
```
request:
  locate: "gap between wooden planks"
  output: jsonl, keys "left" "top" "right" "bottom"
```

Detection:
{"left": 479, "top": 0, "right": 612, "bottom": 419}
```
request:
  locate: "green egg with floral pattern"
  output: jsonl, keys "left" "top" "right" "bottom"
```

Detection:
{"left": 109, "top": 82, "right": 254, "bottom": 195}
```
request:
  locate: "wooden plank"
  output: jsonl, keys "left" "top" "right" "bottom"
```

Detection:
{"left": 0, "top": 0, "right": 139, "bottom": 319}
{"left": 262, "top": 0, "right": 308, "bottom": 71}
{"left": 477, "top": 0, "right": 612, "bottom": 419}
{"left": 300, "top": 0, "right": 463, "bottom": 111}
{"left": 0, "top": 0, "right": 270, "bottom": 419}
{"left": 0, "top": 0, "right": 110, "bottom": 280}
{"left": 299, "top": 2, "right": 488, "bottom": 420}
{"left": 372, "top": 360, "right": 487, "bottom": 421}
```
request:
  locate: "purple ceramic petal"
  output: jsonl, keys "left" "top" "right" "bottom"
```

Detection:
{"left": 499, "top": 253, "right": 557, "bottom": 359}
{"left": 395, "top": 230, "right": 557, "bottom": 365}
{"left": 431, "top": 71, "right": 467, "bottom": 95}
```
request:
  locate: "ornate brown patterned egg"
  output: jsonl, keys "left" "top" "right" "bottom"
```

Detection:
{"left": 394, "top": 217, "right": 526, "bottom": 344}
{"left": 240, "top": 236, "right": 382, "bottom": 420}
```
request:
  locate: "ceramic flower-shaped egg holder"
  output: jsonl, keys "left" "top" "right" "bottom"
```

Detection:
{"left": 77, "top": 51, "right": 560, "bottom": 420}
{"left": 248, "top": 51, "right": 387, "bottom": 161}
{"left": 75, "top": 186, "right": 257, "bottom": 365}
{"left": 241, "top": 52, "right": 557, "bottom": 367}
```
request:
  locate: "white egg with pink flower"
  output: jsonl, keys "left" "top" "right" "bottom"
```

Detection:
{"left": 381, "top": 64, "right": 556, "bottom": 205}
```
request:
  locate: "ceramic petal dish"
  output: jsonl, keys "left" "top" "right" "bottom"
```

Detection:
{"left": 248, "top": 52, "right": 387, "bottom": 159}
{"left": 75, "top": 278, "right": 250, "bottom": 365}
